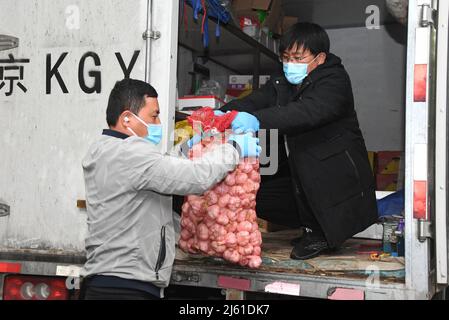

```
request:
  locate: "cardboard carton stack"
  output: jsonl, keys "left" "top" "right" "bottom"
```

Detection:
{"left": 225, "top": 75, "right": 270, "bottom": 101}
{"left": 375, "top": 151, "right": 402, "bottom": 191}
{"left": 231, "top": 0, "right": 297, "bottom": 36}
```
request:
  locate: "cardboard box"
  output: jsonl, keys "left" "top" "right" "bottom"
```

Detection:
{"left": 377, "top": 151, "right": 402, "bottom": 174}
{"left": 177, "top": 95, "right": 224, "bottom": 114}
{"left": 263, "top": 0, "right": 282, "bottom": 34}
{"left": 226, "top": 75, "right": 270, "bottom": 101}
{"left": 225, "top": 88, "right": 253, "bottom": 101}
{"left": 376, "top": 174, "right": 398, "bottom": 191}
{"left": 257, "top": 218, "right": 290, "bottom": 233}
{"left": 281, "top": 16, "right": 299, "bottom": 34}
{"left": 228, "top": 75, "right": 270, "bottom": 88}
{"left": 252, "top": 0, "right": 272, "bottom": 10}
{"left": 367, "top": 151, "right": 376, "bottom": 174}
{"left": 232, "top": 0, "right": 254, "bottom": 12}
{"left": 232, "top": 0, "right": 283, "bottom": 34}
{"left": 232, "top": 0, "right": 271, "bottom": 12}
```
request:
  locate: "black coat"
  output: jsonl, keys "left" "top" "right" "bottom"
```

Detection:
{"left": 221, "top": 53, "right": 378, "bottom": 248}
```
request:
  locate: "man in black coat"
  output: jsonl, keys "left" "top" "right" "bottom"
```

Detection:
{"left": 220, "top": 22, "right": 378, "bottom": 260}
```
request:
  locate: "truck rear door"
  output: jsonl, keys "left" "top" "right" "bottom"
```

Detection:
{"left": 0, "top": 0, "right": 155, "bottom": 252}
{"left": 434, "top": 0, "right": 449, "bottom": 286}
{"left": 406, "top": 0, "right": 449, "bottom": 293}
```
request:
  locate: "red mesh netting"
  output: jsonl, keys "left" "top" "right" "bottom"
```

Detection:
{"left": 187, "top": 107, "right": 238, "bottom": 133}
{"left": 180, "top": 107, "right": 263, "bottom": 269}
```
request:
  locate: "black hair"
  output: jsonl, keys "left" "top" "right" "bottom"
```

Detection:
{"left": 106, "top": 78, "right": 158, "bottom": 127}
{"left": 279, "top": 22, "right": 330, "bottom": 55}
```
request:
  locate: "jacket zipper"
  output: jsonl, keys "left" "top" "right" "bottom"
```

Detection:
{"left": 273, "top": 80, "right": 291, "bottom": 156}
{"left": 345, "top": 150, "right": 364, "bottom": 197}
{"left": 155, "top": 225, "right": 166, "bottom": 280}
{"left": 274, "top": 78, "right": 312, "bottom": 157}
{"left": 294, "top": 78, "right": 312, "bottom": 100}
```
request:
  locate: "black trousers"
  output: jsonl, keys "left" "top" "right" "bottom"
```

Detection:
{"left": 80, "top": 285, "right": 160, "bottom": 300}
{"left": 256, "top": 174, "right": 321, "bottom": 231}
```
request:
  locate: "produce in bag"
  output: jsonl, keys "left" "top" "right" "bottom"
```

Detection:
{"left": 178, "top": 108, "right": 263, "bottom": 268}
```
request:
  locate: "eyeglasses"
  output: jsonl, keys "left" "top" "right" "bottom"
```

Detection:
{"left": 279, "top": 53, "right": 314, "bottom": 63}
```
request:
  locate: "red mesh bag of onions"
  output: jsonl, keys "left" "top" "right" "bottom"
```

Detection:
{"left": 178, "top": 108, "right": 263, "bottom": 269}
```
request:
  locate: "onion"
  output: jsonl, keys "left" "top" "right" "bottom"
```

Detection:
{"left": 179, "top": 133, "right": 263, "bottom": 268}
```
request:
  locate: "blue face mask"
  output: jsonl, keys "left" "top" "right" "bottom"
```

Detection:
{"left": 128, "top": 113, "right": 163, "bottom": 145}
{"left": 283, "top": 55, "right": 319, "bottom": 85}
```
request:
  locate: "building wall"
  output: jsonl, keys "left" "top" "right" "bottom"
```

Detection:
{"left": 327, "top": 24, "right": 406, "bottom": 151}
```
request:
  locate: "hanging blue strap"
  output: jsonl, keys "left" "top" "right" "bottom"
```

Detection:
{"left": 216, "top": 17, "right": 221, "bottom": 38}
{"left": 187, "top": 0, "right": 230, "bottom": 48}
{"left": 203, "top": 16, "right": 210, "bottom": 47}
{"left": 193, "top": 0, "right": 201, "bottom": 20}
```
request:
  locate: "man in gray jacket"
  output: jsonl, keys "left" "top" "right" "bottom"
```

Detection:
{"left": 80, "top": 78, "right": 260, "bottom": 300}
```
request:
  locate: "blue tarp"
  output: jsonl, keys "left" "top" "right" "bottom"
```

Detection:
{"left": 377, "top": 189, "right": 404, "bottom": 217}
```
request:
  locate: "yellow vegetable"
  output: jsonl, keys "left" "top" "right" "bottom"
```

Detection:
{"left": 174, "top": 120, "right": 193, "bottom": 145}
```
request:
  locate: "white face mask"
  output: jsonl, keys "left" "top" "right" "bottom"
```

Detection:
{"left": 127, "top": 113, "right": 163, "bottom": 145}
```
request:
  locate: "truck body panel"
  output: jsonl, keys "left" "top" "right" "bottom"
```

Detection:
{"left": 1, "top": 0, "right": 448, "bottom": 300}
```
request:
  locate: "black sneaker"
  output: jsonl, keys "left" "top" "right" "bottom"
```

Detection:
{"left": 290, "top": 227, "right": 306, "bottom": 246}
{"left": 290, "top": 228, "right": 330, "bottom": 260}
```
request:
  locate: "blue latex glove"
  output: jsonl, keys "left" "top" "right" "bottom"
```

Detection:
{"left": 186, "top": 133, "right": 202, "bottom": 149}
{"left": 228, "top": 133, "right": 262, "bottom": 158}
{"left": 231, "top": 112, "right": 260, "bottom": 134}
{"left": 214, "top": 110, "right": 225, "bottom": 116}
